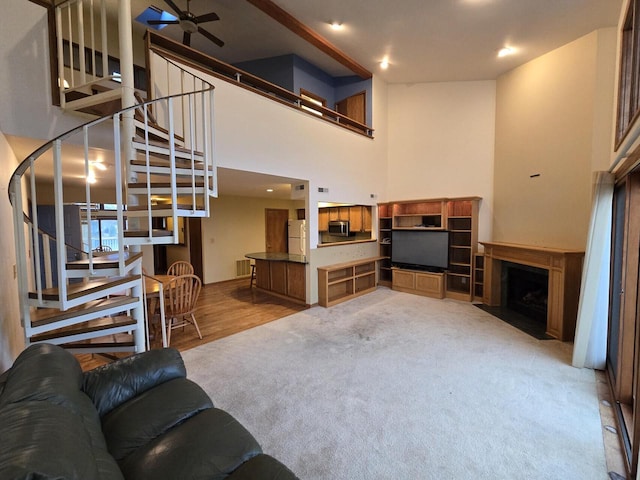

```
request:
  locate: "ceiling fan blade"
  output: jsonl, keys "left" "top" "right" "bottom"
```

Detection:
{"left": 195, "top": 12, "right": 219, "bottom": 23}
{"left": 147, "top": 19, "right": 179, "bottom": 25}
{"left": 198, "top": 26, "right": 224, "bottom": 47}
{"left": 163, "top": 0, "right": 184, "bottom": 17}
{"left": 183, "top": 31, "right": 192, "bottom": 46}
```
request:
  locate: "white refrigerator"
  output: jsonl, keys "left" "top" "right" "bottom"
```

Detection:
{"left": 288, "top": 219, "right": 306, "bottom": 256}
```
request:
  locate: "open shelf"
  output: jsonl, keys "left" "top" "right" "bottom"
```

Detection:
{"left": 318, "top": 257, "right": 383, "bottom": 307}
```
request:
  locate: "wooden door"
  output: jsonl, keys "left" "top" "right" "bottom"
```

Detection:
{"left": 336, "top": 91, "right": 366, "bottom": 125}
{"left": 188, "top": 218, "right": 203, "bottom": 281}
{"left": 265, "top": 208, "right": 289, "bottom": 253}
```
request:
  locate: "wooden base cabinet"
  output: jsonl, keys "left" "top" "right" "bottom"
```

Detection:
{"left": 392, "top": 268, "right": 445, "bottom": 299}
{"left": 255, "top": 259, "right": 306, "bottom": 304}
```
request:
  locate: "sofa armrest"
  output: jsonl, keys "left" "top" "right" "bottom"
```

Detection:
{"left": 83, "top": 348, "right": 186, "bottom": 417}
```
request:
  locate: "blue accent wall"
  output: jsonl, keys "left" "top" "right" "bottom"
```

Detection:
{"left": 292, "top": 56, "right": 335, "bottom": 107}
{"left": 233, "top": 54, "right": 372, "bottom": 127}
{"left": 233, "top": 55, "right": 295, "bottom": 91}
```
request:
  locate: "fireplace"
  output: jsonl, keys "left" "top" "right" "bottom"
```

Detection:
{"left": 480, "top": 242, "right": 584, "bottom": 341}
{"left": 501, "top": 262, "right": 549, "bottom": 324}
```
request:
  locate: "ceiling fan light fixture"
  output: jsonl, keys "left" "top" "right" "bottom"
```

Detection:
{"left": 180, "top": 19, "right": 198, "bottom": 33}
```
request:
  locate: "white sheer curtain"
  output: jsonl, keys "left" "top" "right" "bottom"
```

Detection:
{"left": 572, "top": 171, "right": 614, "bottom": 369}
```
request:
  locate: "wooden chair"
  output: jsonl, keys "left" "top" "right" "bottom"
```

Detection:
{"left": 164, "top": 274, "right": 202, "bottom": 346}
{"left": 249, "top": 263, "right": 256, "bottom": 288}
{"left": 167, "top": 260, "right": 194, "bottom": 276}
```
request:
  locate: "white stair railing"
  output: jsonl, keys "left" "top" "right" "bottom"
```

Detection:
{"left": 8, "top": 86, "right": 216, "bottom": 313}
{"left": 55, "top": 0, "right": 111, "bottom": 109}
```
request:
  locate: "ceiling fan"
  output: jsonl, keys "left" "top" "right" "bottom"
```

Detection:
{"left": 147, "top": 0, "right": 224, "bottom": 48}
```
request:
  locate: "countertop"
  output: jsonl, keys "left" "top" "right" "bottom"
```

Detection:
{"left": 245, "top": 252, "right": 308, "bottom": 264}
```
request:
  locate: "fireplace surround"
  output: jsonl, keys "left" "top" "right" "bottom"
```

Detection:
{"left": 480, "top": 242, "right": 584, "bottom": 341}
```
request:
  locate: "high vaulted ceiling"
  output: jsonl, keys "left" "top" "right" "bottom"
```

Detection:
{"left": 128, "top": 0, "right": 623, "bottom": 84}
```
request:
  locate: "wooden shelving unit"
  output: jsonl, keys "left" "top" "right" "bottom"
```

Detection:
{"left": 377, "top": 197, "right": 480, "bottom": 301}
{"left": 474, "top": 253, "right": 484, "bottom": 300}
{"left": 445, "top": 199, "right": 478, "bottom": 301}
{"left": 378, "top": 203, "right": 393, "bottom": 286}
{"left": 318, "top": 257, "right": 383, "bottom": 307}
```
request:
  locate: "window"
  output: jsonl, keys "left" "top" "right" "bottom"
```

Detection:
{"left": 80, "top": 203, "right": 119, "bottom": 251}
{"left": 616, "top": 0, "right": 640, "bottom": 148}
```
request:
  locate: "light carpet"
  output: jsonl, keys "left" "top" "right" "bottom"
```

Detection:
{"left": 182, "top": 288, "right": 607, "bottom": 479}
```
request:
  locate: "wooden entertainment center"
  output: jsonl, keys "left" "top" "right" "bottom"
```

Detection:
{"left": 378, "top": 197, "right": 480, "bottom": 301}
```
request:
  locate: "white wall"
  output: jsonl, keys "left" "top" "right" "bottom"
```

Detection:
{"left": 494, "top": 29, "right": 617, "bottom": 250}
{"left": 201, "top": 195, "right": 299, "bottom": 283}
{"left": 0, "top": 1, "right": 84, "bottom": 142}
{"left": 386, "top": 81, "right": 496, "bottom": 246}
{"left": 0, "top": 130, "right": 24, "bottom": 371}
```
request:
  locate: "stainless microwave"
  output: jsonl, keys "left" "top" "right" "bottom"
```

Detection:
{"left": 328, "top": 220, "right": 350, "bottom": 236}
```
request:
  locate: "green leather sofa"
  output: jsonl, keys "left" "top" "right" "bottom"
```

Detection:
{"left": 0, "top": 343, "right": 298, "bottom": 479}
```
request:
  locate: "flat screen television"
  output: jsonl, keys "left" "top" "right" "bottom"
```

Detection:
{"left": 391, "top": 230, "right": 449, "bottom": 271}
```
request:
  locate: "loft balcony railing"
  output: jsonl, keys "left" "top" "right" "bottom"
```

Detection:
{"left": 146, "top": 31, "right": 374, "bottom": 138}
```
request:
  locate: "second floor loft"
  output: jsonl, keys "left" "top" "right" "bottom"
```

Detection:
{"left": 45, "top": 0, "right": 374, "bottom": 138}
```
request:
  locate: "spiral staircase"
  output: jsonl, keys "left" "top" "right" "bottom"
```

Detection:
{"left": 9, "top": 44, "right": 217, "bottom": 354}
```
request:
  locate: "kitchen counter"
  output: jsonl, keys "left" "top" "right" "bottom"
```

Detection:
{"left": 245, "top": 252, "right": 307, "bottom": 264}
{"left": 245, "top": 252, "right": 308, "bottom": 305}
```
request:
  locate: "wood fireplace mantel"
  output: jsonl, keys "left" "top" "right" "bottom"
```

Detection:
{"left": 480, "top": 242, "right": 585, "bottom": 341}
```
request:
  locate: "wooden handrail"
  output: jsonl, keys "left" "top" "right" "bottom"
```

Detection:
{"left": 146, "top": 31, "right": 374, "bottom": 138}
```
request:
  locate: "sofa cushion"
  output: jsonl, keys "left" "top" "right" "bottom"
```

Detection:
{"left": 228, "top": 454, "right": 299, "bottom": 480}
{"left": 119, "top": 407, "right": 262, "bottom": 480}
{"left": 83, "top": 348, "right": 187, "bottom": 417}
{"left": 0, "top": 344, "right": 123, "bottom": 480}
{"left": 102, "top": 377, "right": 213, "bottom": 461}
{"left": 0, "top": 342, "right": 83, "bottom": 408}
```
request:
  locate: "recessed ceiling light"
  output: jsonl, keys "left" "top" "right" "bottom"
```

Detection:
{"left": 330, "top": 22, "right": 343, "bottom": 31}
{"left": 380, "top": 58, "right": 389, "bottom": 70}
{"left": 91, "top": 160, "right": 107, "bottom": 171}
{"left": 498, "top": 46, "right": 515, "bottom": 58}
{"left": 266, "top": 188, "right": 274, "bottom": 192}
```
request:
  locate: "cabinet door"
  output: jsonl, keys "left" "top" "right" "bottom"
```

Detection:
{"left": 362, "top": 207, "right": 372, "bottom": 231}
{"left": 329, "top": 208, "right": 340, "bottom": 221}
{"left": 349, "top": 206, "right": 363, "bottom": 232}
{"left": 270, "top": 262, "right": 287, "bottom": 295}
{"left": 392, "top": 270, "right": 415, "bottom": 290}
{"left": 318, "top": 208, "right": 329, "bottom": 231}
{"left": 287, "top": 263, "right": 306, "bottom": 301}
{"left": 255, "top": 260, "right": 270, "bottom": 289}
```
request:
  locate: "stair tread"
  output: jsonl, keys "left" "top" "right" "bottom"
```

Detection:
{"left": 130, "top": 157, "right": 211, "bottom": 170}
{"left": 30, "top": 315, "right": 136, "bottom": 342}
{"left": 124, "top": 229, "right": 173, "bottom": 238}
{"left": 30, "top": 296, "right": 139, "bottom": 327}
{"left": 128, "top": 180, "right": 206, "bottom": 188}
{"left": 131, "top": 138, "right": 203, "bottom": 157}
{"left": 28, "top": 275, "right": 140, "bottom": 301}
{"left": 126, "top": 204, "right": 201, "bottom": 211}
{"left": 66, "top": 251, "right": 143, "bottom": 270}
{"left": 61, "top": 333, "right": 135, "bottom": 349}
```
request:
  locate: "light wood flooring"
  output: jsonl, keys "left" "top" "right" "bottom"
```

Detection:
{"left": 76, "top": 278, "right": 307, "bottom": 370}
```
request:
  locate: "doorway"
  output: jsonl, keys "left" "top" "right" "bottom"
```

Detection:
{"left": 265, "top": 208, "right": 289, "bottom": 253}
